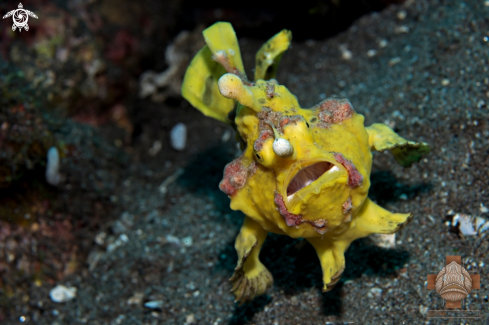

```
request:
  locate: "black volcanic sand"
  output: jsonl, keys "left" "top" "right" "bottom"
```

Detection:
{"left": 2, "top": 0, "right": 489, "bottom": 324}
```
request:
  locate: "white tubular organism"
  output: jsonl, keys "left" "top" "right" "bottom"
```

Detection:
{"left": 46, "top": 147, "right": 62, "bottom": 186}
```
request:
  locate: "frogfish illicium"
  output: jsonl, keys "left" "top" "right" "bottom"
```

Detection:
{"left": 181, "top": 22, "right": 430, "bottom": 303}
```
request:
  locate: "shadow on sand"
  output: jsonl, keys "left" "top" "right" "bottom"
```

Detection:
{"left": 222, "top": 235, "right": 409, "bottom": 325}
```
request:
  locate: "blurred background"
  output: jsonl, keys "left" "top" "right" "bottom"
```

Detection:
{"left": 1, "top": 0, "right": 488, "bottom": 324}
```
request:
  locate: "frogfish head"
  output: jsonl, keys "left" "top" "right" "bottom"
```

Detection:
{"left": 218, "top": 73, "right": 372, "bottom": 231}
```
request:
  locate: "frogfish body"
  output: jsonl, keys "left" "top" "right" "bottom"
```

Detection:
{"left": 182, "top": 22, "right": 430, "bottom": 303}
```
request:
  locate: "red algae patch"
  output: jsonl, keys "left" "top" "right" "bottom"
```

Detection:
{"left": 279, "top": 115, "right": 303, "bottom": 129}
{"left": 274, "top": 192, "right": 329, "bottom": 234}
{"left": 318, "top": 98, "right": 354, "bottom": 124}
{"left": 274, "top": 192, "right": 302, "bottom": 226}
{"left": 253, "top": 130, "right": 273, "bottom": 152}
{"left": 219, "top": 157, "right": 257, "bottom": 196}
{"left": 334, "top": 153, "right": 363, "bottom": 188}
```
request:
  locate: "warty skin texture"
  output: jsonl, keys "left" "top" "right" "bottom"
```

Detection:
{"left": 181, "top": 22, "right": 430, "bottom": 304}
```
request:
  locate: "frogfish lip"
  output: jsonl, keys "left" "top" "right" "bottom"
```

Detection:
{"left": 286, "top": 160, "right": 341, "bottom": 201}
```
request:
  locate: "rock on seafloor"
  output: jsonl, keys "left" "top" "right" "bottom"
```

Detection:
{"left": 170, "top": 123, "right": 187, "bottom": 150}
{"left": 49, "top": 285, "right": 77, "bottom": 303}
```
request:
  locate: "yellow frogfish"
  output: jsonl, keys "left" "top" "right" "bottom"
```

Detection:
{"left": 181, "top": 22, "right": 430, "bottom": 303}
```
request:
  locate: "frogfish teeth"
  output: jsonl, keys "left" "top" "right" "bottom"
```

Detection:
{"left": 181, "top": 21, "right": 430, "bottom": 304}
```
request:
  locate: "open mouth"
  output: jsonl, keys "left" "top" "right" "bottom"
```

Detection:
{"left": 286, "top": 162, "right": 340, "bottom": 199}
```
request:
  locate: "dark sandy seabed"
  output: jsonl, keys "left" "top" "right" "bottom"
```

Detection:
{"left": 1, "top": 0, "right": 489, "bottom": 324}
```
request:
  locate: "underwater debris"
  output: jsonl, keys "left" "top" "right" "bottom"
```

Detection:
{"left": 49, "top": 285, "right": 77, "bottom": 303}
{"left": 181, "top": 22, "right": 430, "bottom": 303}
{"left": 139, "top": 29, "right": 205, "bottom": 102}
{"left": 170, "top": 123, "right": 187, "bottom": 151}
{"left": 452, "top": 214, "right": 489, "bottom": 236}
{"left": 158, "top": 168, "right": 184, "bottom": 195}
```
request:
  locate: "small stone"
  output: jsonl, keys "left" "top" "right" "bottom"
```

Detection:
{"left": 119, "top": 234, "right": 129, "bottom": 242}
{"left": 166, "top": 235, "right": 181, "bottom": 245}
{"left": 339, "top": 45, "right": 352, "bottom": 60}
{"left": 49, "top": 285, "right": 77, "bottom": 303}
{"left": 144, "top": 301, "right": 163, "bottom": 309}
{"left": 441, "top": 79, "right": 450, "bottom": 86}
{"left": 182, "top": 236, "right": 193, "bottom": 247}
{"left": 127, "top": 292, "right": 144, "bottom": 305}
{"left": 379, "top": 39, "right": 388, "bottom": 48}
{"left": 367, "top": 49, "right": 377, "bottom": 57}
{"left": 367, "top": 287, "right": 382, "bottom": 300}
{"left": 388, "top": 57, "right": 401, "bottom": 67}
{"left": 397, "top": 10, "right": 407, "bottom": 20}
{"left": 185, "top": 314, "right": 196, "bottom": 324}
{"left": 419, "top": 305, "right": 428, "bottom": 316}
{"left": 480, "top": 203, "right": 489, "bottom": 213}
{"left": 395, "top": 26, "right": 409, "bottom": 34}
{"left": 106, "top": 234, "right": 130, "bottom": 252}
{"left": 170, "top": 123, "right": 187, "bottom": 151}
{"left": 221, "top": 130, "right": 231, "bottom": 142}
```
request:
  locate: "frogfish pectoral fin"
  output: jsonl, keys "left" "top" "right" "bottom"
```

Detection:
{"left": 366, "top": 123, "right": 430, "bottom": 167}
